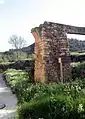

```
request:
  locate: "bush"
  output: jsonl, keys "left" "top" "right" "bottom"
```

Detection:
{"left": 18, "top": 93, "right": 85, "bottom": 119}
{"left": 72, "top": 62, "right": 85, "bottom": 80}
{"left": 4, "top": 68, "right": 31, "bottom": 94}
{"left": 16, "top": 81, "right": 85, "bottom": 119}
{"left": 4, "top": 68, "right": 85, "bottom": 119}
{"left": 17, "top": 81, "right": 85, "bottom": 104}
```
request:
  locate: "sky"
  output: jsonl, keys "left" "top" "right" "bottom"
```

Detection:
{"left": 0, "top": 0, "right": 85, "bottom": 51}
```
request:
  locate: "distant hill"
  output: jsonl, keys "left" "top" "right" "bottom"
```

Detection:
{"left": 68, "top": 38, "right": 85, "bottom": 52}
{"left": 9, "top": 43, "right": 35, "bottom": 54}
{"left": 0, "top": 43, "right": 35, "bottom": 62}
{"left": 8, "top": 39, "right": 85, "bottom": 53}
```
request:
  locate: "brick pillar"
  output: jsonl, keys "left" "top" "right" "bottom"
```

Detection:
{"left": 31, "top": 29, "right": 47, "bottom": 82}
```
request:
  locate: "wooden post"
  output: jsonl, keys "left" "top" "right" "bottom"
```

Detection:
{"left": 58, "top": 57, "right": 63, "bottom": 83}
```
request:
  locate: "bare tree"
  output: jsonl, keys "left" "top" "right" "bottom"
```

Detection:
{"left": 8, "top": 35, "right": 26, "bottom": 49}
{"left": 8, "top": 35, "right": 27, "bottom": 60}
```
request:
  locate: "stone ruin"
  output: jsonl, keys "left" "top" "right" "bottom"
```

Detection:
{"left": 31, "top": 21, "right": 85, "bottom": 83}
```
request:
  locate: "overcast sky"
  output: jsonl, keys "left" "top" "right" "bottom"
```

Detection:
{"left": 0, "top": 0, "right": 85, "bottom": 51}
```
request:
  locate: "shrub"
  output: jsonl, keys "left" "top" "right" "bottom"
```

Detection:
{"left": 17, "top": 81, "right": 85, "bottom": 104}
{"left": 16, "top": 83, "right": 66, "bottom": 103}
{"left": 18, "top": 93, "right": 85, "bottom": 119}
{"left": 4, "top": 68, "right": 31, "bottom": 93}
{"left": 4, "top": 68, "right": 85, "bottom": 119}
{"left": 72, "top": 62, "right": 85, "bottom": 80}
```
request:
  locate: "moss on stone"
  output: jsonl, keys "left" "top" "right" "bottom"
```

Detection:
{"left": 31, "top": 27, "right": 42, "bottom": 37}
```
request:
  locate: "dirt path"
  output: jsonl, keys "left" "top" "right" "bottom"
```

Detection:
{"left": 0, "top": 74, "right": 17, "bottom": 119}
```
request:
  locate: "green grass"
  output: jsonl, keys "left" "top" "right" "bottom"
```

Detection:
{"left": 4, "top": 64, "right": 85, "bottom": 119}
{"left": 16, "top": 81, "right": 85, "bottom": 119}
{"left": 70, "top": 52, "right": 85, "bottom": 56}
{"left": 0, "top": 51, "right": 34, "bottom": 63}
{"left": 0, "top": 61, "right": 14, "bottom": 65}
{"left": 71, "top": 62, "right": 81, "bottom": 67}
{"left": 4, "top": 69, "right": 29, "bottom": 92}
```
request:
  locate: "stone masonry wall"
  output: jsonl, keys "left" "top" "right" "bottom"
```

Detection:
{"left": 41, "top": 22, "right": 71, "bottom": 82}
{"left": 31, "top": 21, "right": 85, "bottom": 83}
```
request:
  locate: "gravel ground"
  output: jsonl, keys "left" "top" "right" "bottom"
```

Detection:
{"left": 0, "top": 74, "right": 17, "bottom": 119}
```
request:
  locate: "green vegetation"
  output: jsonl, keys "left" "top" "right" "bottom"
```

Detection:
{"left": 0, "top": 51, "right": 34, "bottom": 62}
{"left": 4, "top": 69, "right": 32, "bottom": 94}
{"left": 72, "top": 61, "right": 85, "bottom": 80}
{"left": 4, "top": 64, "right": 85, "bottom": 119}
{"left": 3, "top": 38, "right": 85, "bottom": 119}
{"left": 68, "top": 38, "right": 85, "bottom": 52}
{"left": 18, "top": 92, "right": 85, "bottom": 119}
{"left": 0, "top": 61, "right": 14, "bottom": 65}
{"left": 70, "top": 52, "right": 85, "bottom": 56}
{"left": 17, "top": 80, "right": 85, "bottom": 119}
{"left": 0, "top": 43, "right": 34, "bottom": 62}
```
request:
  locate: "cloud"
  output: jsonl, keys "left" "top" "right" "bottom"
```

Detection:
{"left": 0, "top": 0, "right": 4, "bottom": 4}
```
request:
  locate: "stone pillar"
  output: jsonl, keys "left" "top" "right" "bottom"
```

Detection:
{"left": 31, "top": 22, "right": 71, "bottom": 83}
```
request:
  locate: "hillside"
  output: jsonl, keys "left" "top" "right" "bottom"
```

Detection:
{"left": 9, "top": 43, "right": 35, "bottom": 54}
{"left": 68, "top": 38, "right": 85, "bottom": 52}
{"left": 0, "top": 44, "right": 35, "bottom": 62}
